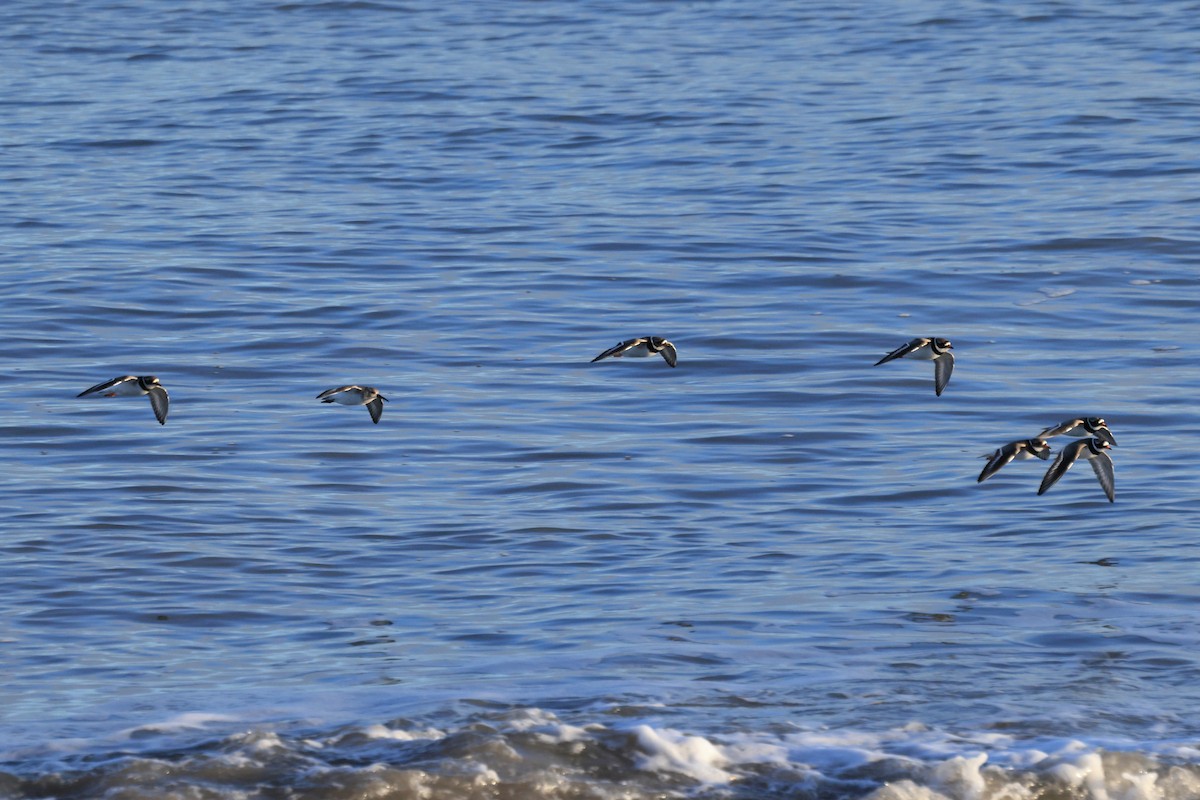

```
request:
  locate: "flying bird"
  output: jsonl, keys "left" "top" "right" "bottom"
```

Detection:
{"left": 874, "top": 337, "right": 954, "bottom": 396}
{"left": 1038, "top": 417, "right": 1116, "bottom": 447}
{"left": 77, "top": 375, "right": 169, "bottom": 425}
{"left": 591, "top": 336, "right": 677, "bottom": 368}
{"left": 1037, "top": 438, "right": 1115, "bottom": 503}
{"left": 316, "top": 385, "right": 388, "bottom": 424}
{"left": 977, "top": 438, "right": 1052, "bottom": 483}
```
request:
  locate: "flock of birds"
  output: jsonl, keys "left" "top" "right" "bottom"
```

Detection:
{"left": 76, "top": 375, "right": 390, "bottom": 426}
{"left": 871, "top": 336, "right": 1116, "bottom": 503}
{"left": 869, "top": 335, "right": 1116, "bottom": 503}
{"left": 74, "top": 334, "right": 1118, "bottom": 503}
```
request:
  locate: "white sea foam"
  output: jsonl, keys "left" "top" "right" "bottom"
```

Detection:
{"left": 866, "top": 782, "right": 955, "bottom": 800}
{"left": 361, "top": 722, "right": 446, "bottom": 741}
{"left": 506, "top": 706, "right": 600, "bottom": 744}
{"left": 630, "top": 724, "right": 734, "bottom": 784}
{"left": 9, "top": 708, "right": 1200, "bottom": 800}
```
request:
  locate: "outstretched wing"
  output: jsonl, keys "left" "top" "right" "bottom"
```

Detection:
{"left": 366, "top": 397, "right": 384, "bottom": 424}
{"left": 933, "top": 352, "right": 953, "bottom": 396}
{"left": 1089, "top": 451, "right": 1115, "bottom": 502}
{"left": 1037, "top": 443, "right": 1081, "bottom": 496}
{"left": 147, "top": 387, "right": 169, "bottom": 425}
{"left": 1038, "top": 418, "right": 1081, "bottom": 439}
{"left": 316, "top": 386, "right": 352, "bottom": 401}
{"left": 977, "top": 444, "right": 1015, "bottom": 483}
{"left": 874, "top": 338, "right": 924, "bottom": 366}
{"left": 591, "top": 338, "right": 639, "bottom": 363}
{"left": 77, "top": 376, "right": 131, "bottom": 398}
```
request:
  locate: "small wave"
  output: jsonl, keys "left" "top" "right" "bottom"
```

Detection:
{"left": 6, "top": 708, "right": 1200, "bottom": 799}
{"left": 1019, "top": 236, "right": 1199, "bottom": 253}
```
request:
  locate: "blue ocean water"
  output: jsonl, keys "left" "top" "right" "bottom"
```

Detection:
{"left": 2, "top": 1, "right": 1199, "bottom": 797}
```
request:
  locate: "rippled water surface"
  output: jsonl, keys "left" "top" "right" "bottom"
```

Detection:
{"left": 2, "top": 1, "right": 1200, "bottom": 798}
